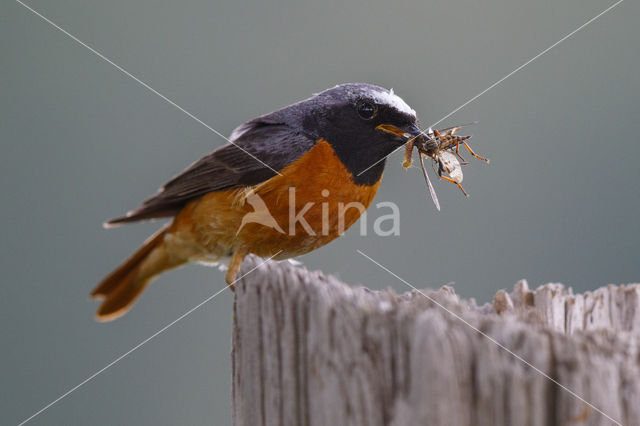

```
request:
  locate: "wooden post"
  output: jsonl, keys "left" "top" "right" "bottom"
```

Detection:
{"left": 232, "top": 256, "right": 640, "bottom": 426}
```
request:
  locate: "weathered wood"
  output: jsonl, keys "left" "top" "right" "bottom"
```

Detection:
{"left": 232, "top": 256, "right": 640, "bottom": 426}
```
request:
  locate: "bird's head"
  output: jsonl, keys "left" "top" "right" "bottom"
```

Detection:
{"left": 283, "top": 83, "right": 424, "bottom": 184}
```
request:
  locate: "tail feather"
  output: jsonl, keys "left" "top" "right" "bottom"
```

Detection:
{"left": 92, "top": 224, "right": 182, "bottom": 322}
{"left": 91, "top": 225, "right": 169, "bottom": 299}
{"left": 95, "top": 273, "right": 154, "bottom": 322}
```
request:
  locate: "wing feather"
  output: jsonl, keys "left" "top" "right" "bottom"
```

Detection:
{"left": 106, "top": 122, "right": 315, "bottom": 226}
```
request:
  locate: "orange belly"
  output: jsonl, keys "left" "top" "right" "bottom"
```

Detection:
{"left": 168, "top": 139, "right": 382, "bottom": 261}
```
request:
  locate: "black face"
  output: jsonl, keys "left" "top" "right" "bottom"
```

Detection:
{"left": 299, "top": 84, "right": 422, "bottom": 185}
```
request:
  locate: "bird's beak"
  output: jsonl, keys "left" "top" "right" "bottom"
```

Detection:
{"left": 375, "top": 123, "right": 424, "bottom": 141}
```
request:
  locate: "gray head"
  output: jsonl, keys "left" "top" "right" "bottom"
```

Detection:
{"left": 239, "top": 83, "right": 423, "bottom": 184}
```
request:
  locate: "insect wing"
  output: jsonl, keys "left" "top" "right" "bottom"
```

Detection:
{"left": 437, "top": 121, "right": 478, "bottom": 134}
{"left": 439, "top": 151, "right": 464, "bottom": 184}
{"left": 419, "top": 153, "right": 440, "bottom": 211}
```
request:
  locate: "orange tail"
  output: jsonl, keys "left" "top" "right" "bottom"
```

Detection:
{"left": 91, "top": 224, "right": 183, "bottom": 322}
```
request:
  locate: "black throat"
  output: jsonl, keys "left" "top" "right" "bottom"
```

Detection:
{"left": 326, "top": 136, "right": 397, "bottom": 186}
{"left": 301, "top": 104, "right": 406, "bottom": 186}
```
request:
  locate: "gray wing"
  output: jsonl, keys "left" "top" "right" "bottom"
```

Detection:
{"left": 106, "top": 122, "right": 315, "bottom": 226}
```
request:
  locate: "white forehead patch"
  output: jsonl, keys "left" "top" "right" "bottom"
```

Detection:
{"left": 369, "top": 88, "right": 416, "bottom": 117}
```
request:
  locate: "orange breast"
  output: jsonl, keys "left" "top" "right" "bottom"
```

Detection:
{"left": 170, "top": 139, "right": 382, "bottom": 260}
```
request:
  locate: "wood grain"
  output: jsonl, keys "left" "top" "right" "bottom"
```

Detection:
{"left": 232, "top": 256, "right": 640, "bottom": 426}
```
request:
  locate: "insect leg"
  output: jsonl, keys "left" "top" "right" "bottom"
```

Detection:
{"left": 462, "top": 141, "right": 490, "bottom": 163}
{"left": 454, "top": 139, "right": 467, "bottom": 162}
{"left": 439, "top": 175, "right": 470, "bottom": 198}
{"left": 403, "top": 138, "right": 415, "bottom": 169}
{"left": 437, "top": 158, "right": 444, "bottom": 177}
{"left": 429, "top": 157, "right": 438, "bottom": 175}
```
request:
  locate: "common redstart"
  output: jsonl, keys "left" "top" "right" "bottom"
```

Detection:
{"left": 93, "top": 83, "right": 423, "bottom": 321}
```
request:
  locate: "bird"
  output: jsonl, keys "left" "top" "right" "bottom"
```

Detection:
{"left": 92, "top": 83, "right": 423, "bottom": 321}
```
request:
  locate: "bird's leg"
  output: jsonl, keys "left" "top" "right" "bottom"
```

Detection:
{"left": 226, "top": 248, "right": 248, "bottom": 291}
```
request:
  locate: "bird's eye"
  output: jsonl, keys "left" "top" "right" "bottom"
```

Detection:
{"left": 356, "top": 101, "right": 377, "bottom": 120}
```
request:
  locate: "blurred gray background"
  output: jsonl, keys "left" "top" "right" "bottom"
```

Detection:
{"left": 2, "top": 0, "right": 638, "bottom": 424}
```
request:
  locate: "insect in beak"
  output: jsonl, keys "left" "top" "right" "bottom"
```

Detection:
{"left": 375, "top": 123, "right": 429, "bottom": 168}
{"left": 403, "top": 122, "right": 489, "bottom": 211}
